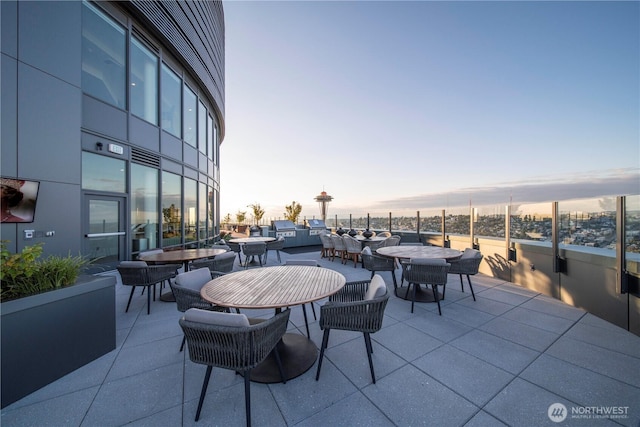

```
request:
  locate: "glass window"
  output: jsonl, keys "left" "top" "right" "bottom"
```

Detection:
{"left": 161, "top": 63, "right": 181, "bottom": 138}
{"left": 209, "top": 188, "right": 216, "bottom": 238}
{"left": 131, "top": 164, "right": 159, "bottom": 252}
{"left": 81, "top": 1, "right": 126, "bottom": 109}
{"left": 82, "top": 152, "right": 125, "bottom": 192}
{"left": 184, "top": 178, "right": 197, "bottom": 243}
{"left": 130, "top": 37, "right": 158, "bottom": 125}
{"left": 198, "top": 101, "right": 207, "bottom": 154}
{"left": 207, "top": 115, "right": 214, "bottom": 162}
{"left": 199, "top": 182, "right": 208, "bottom": 242}
{"left": 183, "top": 86, "right": 197, "bottom": 147}
{"left": 162, "top": 172, "right": 182, "bottom": 247}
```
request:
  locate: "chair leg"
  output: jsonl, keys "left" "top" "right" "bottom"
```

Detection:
{"left": 391, "top": 271, "right": 398, "bottom": 294}
{"left": 459, "top": 274, "right": 465, "bottom": 292}
{"left": 195, "top": 365, "right": 213, "bottom": 421}
{"left": 411, "top": 283, "right": 416, "bottom": 313}
{"left": 433, "top": 284, "right": 442, "bottom": 315}
{"left": 244, "top": 369, "right": 251, "bottom": 427}
{"left": 467, "top": 275, "right": 476, "bottom": 301}
{"left": 276, "top": 250, "right": 281, "bottom": 263}
{"left": 315, "top": 329, "right": 331, "bottom": 381}
{"left": 125, "top": 286, "right": 136, "bottom": 312}
{"left": 363, "top": 332, "right": 376, "bottom": 384}
{"left": 301, "top": 304, "right": 311, "bottom": 339}
{"left": 180, "top": 335, "right": 186, "bottom": 352}
{"left": 146, "top": 285, "right": 152, "bottom": 315}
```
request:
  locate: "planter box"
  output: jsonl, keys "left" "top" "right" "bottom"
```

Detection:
{"left": 1, "top": 274, "right": 116, "bottom": 408}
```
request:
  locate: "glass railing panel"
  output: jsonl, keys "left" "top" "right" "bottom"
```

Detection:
{"left": 558, "top": 196, "right": 617, "bottom": 251}
{"left": 510, "top": 202, "right": 553, "bottom": 243}
{"left": 625, "top": 195, "right": 640, "bottom": 265}
{"left": 445, "top": 207, "right": 470, "bottom": 236}
{"left": 475, "top": 204, "right": 506, "bottom": 238}
{"left": 419, "top": 209, "right": 442, "bottom": 233}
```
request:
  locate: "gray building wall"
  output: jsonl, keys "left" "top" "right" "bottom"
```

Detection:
{"left": 1, "top": 0, "right": 225, "bottom": 258}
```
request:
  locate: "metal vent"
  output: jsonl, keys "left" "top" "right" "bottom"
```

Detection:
{"left": 131, "top": 148, "right": 160, "bottom": 168}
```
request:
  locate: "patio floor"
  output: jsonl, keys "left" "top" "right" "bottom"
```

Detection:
{"left": 2, "top": 247, "right": 639, "bottom": 426}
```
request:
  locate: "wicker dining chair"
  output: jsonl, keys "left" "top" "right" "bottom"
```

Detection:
{"left": 381, "top": 235, "right": 401, "bottom": 247}
{"left": 241, "top": 242, "right": 267, "bottom": 268}
{"left": 342, "top": 234, "right": 363, "bottom": 268}
{"left": 180, "top": 308, "right": 290, "bottom": 425}
{"left": 315, "top": 275, "right": 389, "bottom": 384}
{"left": 376, "top": 231, "right": 391, "bottom": 238}
{"left": 190, "top": 251, "right": 236, "bottom": 274}
{"left": 117, "top": 261, "right": 179, "bottom": 315}
{"left": 401, "top": 258, "right": 450, "bottom": 314}
{"left": 447, "top": 248, "right": 483, "bottom": 301}
{"left": 171, "top": 268, "right": 229, "bottom": 351}
{"left": 361, "top": 246, "right": 398, "bottom": 294}
{"left": 318, "top": 233, "right": 334, "bottom": 259}
{"left": 265, "top": 236, "right": 285, "bottom": 264}
{"left": 227, "top": 241, "right": 243, "bottom": 266}
{"left": 329, "top": 234, "right": 347, "bottom": 263}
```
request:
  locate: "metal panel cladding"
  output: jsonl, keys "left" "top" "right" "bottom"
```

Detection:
{"left": 124, "top": 0, "right": 225, "bottom": 139}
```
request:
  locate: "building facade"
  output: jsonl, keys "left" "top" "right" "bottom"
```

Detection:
{"left": 1, "top": 0, "right": 225, "bottom": 271}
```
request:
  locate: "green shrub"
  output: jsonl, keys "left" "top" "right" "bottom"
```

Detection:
{"left": 1, "top": 241, "right": 87, "bottom": 301}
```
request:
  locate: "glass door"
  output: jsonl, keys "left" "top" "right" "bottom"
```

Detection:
{"left": 83, "top": 195, "right": 126, "bottom": 272}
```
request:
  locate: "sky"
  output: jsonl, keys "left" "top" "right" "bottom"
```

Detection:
{"left": 220, "top": 0, "right": 639, "bottom": 221}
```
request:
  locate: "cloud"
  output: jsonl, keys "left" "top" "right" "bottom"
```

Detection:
{"left": 371, "top": 168, "right": 640, "bottom": 212}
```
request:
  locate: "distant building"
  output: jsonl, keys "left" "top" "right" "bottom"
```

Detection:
{"left": 1, "top": 1, "right": 225, "bottom": 269}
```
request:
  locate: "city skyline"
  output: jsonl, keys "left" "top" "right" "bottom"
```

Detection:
{"left": 220, "top": 1, "right": 639, "bottom": 220}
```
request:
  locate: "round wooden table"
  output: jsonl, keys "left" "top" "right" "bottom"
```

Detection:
{"left": 139, "top": 248, "right": 228, "bottom": 301}
{"left": 201, "top": 265, "right": 346, "bottom": 383}
{"left": 376, "top": 246, "right": 461, "bottom": 302}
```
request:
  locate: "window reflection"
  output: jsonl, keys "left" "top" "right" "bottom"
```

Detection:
{"left": 81, "top": 1, "right": 126, "bottom": 108}
{"left": 162, "top": 172, "right": 182, "bottom": 247}
{"left": 130, "top": 37, "right": 158, "bottom": 125}
{"left": 82, "top": 152, "right": 125, "bottom": 192}
{"left": 198, "top": 101, "right": 207, "bottom": 154}
{"left": 199, "top": 182, "right": 208, "bottom": 242}
{"left": 184, "top": 178, "right": 197, "bottom": 243}
{"left": 131, "top": 164, "right": 158, "bottom": 252}
{"left": 161, "top": 64, "right": 181, "bottom": 137}
{"left": 183, "top": 86, "right": 197, "bottom": 147}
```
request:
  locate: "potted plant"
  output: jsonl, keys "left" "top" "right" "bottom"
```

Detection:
{"left": 248, "top": 203, "right": 265, "bottom": 236}
{"left": 0, "top": 241, "right": 116, "bottom": 408}
{"left": 235, "top": 210, "right": 247, "bottom": 234}
{"left": 284, "top": 201, "right": 302, "bottom": 224}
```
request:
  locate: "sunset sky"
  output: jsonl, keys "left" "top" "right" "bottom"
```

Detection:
{"left": 220, "top": 1, "right": 639, "bottom": 220}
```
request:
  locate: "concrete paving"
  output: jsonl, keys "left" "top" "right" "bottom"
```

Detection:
{"left": 2, "top": 247, "right": 639, "bottom": 426}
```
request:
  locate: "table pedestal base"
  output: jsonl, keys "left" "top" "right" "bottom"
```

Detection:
{"left": 396, "top": 285, "right": 442, "bottom": 303}
{"left": 250, "top": 333, "right": 317, "bottom": 383}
